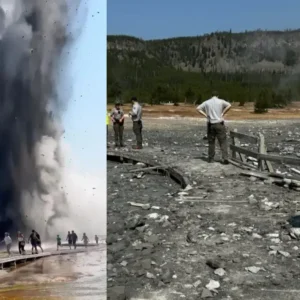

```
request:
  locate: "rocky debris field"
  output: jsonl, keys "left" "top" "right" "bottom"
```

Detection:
{"left": 107, "top": 119, "right": 300, "bottom": 300}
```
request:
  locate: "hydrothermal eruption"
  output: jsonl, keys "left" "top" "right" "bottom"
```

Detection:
{"left": 0, "top": 0, "right": 79, "bottom": 237}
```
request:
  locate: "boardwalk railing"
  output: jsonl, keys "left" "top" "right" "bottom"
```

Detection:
{"left": 230, "top": 129, "right": 300, "bottom": 173}
{"left": 230, "top": 130, "right": 300, "bottom": 172}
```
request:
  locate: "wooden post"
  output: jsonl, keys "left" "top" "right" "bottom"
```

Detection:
{"left": 258, "top": 133, "right": 274, "bottom": 172}
{"left": 233, "top": 129, "right": 246, "bottom": 163}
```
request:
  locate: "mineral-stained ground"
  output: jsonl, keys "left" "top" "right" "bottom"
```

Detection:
{"left": 107, "top": 119, "right": 300, "bottom": 300}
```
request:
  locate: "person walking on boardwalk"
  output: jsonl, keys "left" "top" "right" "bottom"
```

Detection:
{"left": 17, "top": 231, "right": 25, "bottom": 255}
{"left": 35, "top": 231, "right": 44, "bottom": 253}
{"left": 110, "top": 100, "right": 125, "bottom": 147}
{"left": 28, "top": 230, "right": 39, "bottom": 254}
{"left": 82, "top": 233, "right": 89, "bottom": 248}
{"left": 196, "top": 91, "right": 231, "bottom": 164}
{"left": 128, "top": 97, "right": 143, "bottom": 149}
{"left": 66, "top": 231, "right": 72, "bottom": 249}
{"left": 56, "top": 235, "right": 62, "bottom": 251}
{"left": 71, "top": 230, "right": 78, "bottom": 249}
{"left": 95, "top": 235, "right": 99, "bottom": 245}
{"left": 2, "top": 233, "right": 12, "bottom": 256}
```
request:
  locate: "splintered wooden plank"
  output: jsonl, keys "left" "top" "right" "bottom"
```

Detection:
{"left": 230, "top": 145, "right": 259, "bottom": 159}
{"left": 230, "top": 131, "right": 258, "bottom": 144}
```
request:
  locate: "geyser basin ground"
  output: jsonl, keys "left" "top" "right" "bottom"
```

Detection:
{"left": 107, "top": 118, "right": 300, "bottom": 300}
{"left": 0, "top": 246, "right": 105, "bottom": 299}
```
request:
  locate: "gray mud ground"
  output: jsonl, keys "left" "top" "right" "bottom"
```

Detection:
{"left": 107, "top": 118, "right": 300, "bottom": 300}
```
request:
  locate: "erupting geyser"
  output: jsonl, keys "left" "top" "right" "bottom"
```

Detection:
{"left": 0, "top": 0, "right": 78, "bottom": 237}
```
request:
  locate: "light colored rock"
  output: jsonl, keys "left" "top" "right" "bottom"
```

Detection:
{"left": 146, "top": 272, "right": 155, "bottom": 279}
{"left": 128, "top": 202, "right": 151, "bottom": 210}
{"left": 252, "top": 233, "right": 262, "bottom": 239}
{"left": 214, "top": 268, "right": 226, "bottom": 277}
{"left": 120, "top": 261, "right": 128, "bottom": 266}
{"left": 193, "top": 279, "right": 202, "bottom": 287}
{"left": 278, "top": 250, "right": 290, "bottom": 257}
{"left": 205, "top": 279, "right": 220, "bottom": 290}
{"left": 245, "top": 266, "right": 262, "bottom": 274}
{"left": 147, "top": 213, "right": 160, "bottom": 219}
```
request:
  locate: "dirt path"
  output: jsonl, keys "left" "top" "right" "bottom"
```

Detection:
{"left": 107, "top": 120, "right": 300, "bottom": 300}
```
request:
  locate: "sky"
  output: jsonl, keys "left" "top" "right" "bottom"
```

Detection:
{"left": 59, "top": 0, "right": 106, "bottom": 235}
{"left": 108, "top": 0, "right": 300, "bottom": 40}
{"left": 63, "top": 0, "right": 106, "bottom": 175}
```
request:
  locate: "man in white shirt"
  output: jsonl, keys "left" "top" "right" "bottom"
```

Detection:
{"left": 196, "top": 91, "right": 231, "bottom": 164}
{"left": 128, "top": 96, "right": 143, "bottom": 149}
{"left": 3, "top": 232, "right": 12, "bottom": 256}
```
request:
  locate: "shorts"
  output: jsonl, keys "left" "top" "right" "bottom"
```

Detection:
{"left": 57, "top": 242, "right": 61, "bottom": 246}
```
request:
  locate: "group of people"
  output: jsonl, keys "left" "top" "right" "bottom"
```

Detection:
{"left": 108, "top": 91, "right": 232, "bottom": 164}
{"left": 1, "top": 230, "right": 43, "bottom": 257}
{"left": 1, "top": 230, "right": 101, "bottom": 256}
{"left": 107, "top": 96, "right": 143, "bottom": 149}
{"left": 56, "top": 232, "right": 100, "bottom": 251}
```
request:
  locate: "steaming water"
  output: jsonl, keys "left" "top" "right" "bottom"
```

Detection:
{"left": 0, "top": 0, "right": 92, "bottom": 239}
{"left": 0, "top": 247, "right": 106, "bottom": 299}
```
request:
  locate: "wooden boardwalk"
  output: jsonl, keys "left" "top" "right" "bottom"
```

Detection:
{"left": 60, "top": 242, "right": 101, "bottom": 247}
{"left": 0, "top": 248, "right": 89, "bottom": 269}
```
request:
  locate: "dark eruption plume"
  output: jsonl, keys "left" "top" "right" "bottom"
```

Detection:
{"left": 0, "top": 0, "right": 79, "bottom": 237}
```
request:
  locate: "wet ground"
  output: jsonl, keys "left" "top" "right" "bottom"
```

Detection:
{"left": 107, "top": 118, "right": 300, "bottom": 300}
{"left": 0, "top": 245, "right": 106, "bottom": 299}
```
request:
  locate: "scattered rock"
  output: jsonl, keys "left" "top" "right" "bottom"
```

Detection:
{"left": 193, "top": 279, "right": 202, "bottom": 287}
{"left": 205, "top": 279, "right": 220, "bottom": 290}
{"left": 278, "top": 250, "right": 290, "bottom": 257}
{"left": 125, "top": 215, "right": 145, "bottom": 230}
{"left": 245, "top": 266, "right": 263, "bottom": 274}
{"left": 201, "top": 288, "right": 213, "bottom": 298}
{"left": 128, "top": 202, "right": 151, "bottom": 210}
{"left": 206, "top": 259, "right": 224, "bottom": 270}
{"left": 214, "top": 268, "right": 226, "bottom": 277}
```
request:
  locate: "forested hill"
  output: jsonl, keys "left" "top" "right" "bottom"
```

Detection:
{"left": 107, "top": 30, "right": 300, "bottom": 105}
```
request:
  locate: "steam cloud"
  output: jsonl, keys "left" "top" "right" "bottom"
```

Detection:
{"left": 0, "top": 0, "right": 80, "bottom": 238}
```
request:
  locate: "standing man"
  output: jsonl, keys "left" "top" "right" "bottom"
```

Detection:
{"left": 35, "top": 231, "right": 44, "bottom": 253}
{"left": 196, "top": 91, "right": 231, "bottom": 164}
{"left": 110, "top": 101, "right": 125, "bottom": 147}
{"left": 71, "top": 230, "right": 78, "bottom": 250}
{"left": 66, "top": 231, "right": 72, "bottom": 249}
{"left": 129, "top": 96, "right": 143, "bottom": 149}
{"left": 28, "top": 230, "right": 38, "bottom": 254}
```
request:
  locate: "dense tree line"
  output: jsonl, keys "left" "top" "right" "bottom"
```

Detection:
{"left": 108, "top": 51, "right": 299, "bottom": 112}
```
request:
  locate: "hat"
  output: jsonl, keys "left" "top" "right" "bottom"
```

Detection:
{"left": 131, "top": 96, "right": 137, "bottom": 101}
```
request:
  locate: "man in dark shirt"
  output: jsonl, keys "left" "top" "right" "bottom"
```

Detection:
{"left": 35, "top": 231, "right": 44, "bottom": 253}
{"left": 71, "top": 230, "right": 78, "bottom": 249}
{"left": 28, "top": 230, "right": 38, "bottom": 254}
{"left": 66, "top": 231, "right": 72, "bottom": 249}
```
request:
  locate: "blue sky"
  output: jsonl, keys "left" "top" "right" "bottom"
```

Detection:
{"left": 63, "top": 0, "right": 105, "bottom": 175}
{"left": 108, "top": 0, "right": 300, "bottom": 39}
